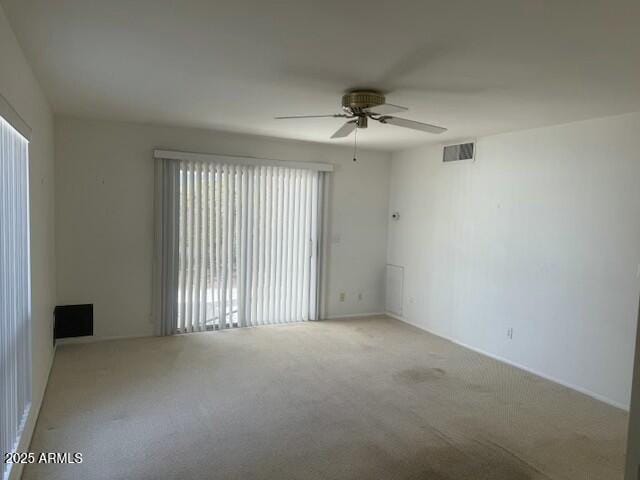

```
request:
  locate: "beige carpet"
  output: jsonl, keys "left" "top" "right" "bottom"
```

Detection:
{"left": 24, "top": 316, "right": 627, "bottom": 479}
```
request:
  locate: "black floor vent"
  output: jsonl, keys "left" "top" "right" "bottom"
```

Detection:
{"left": 54, "top": 304, "right": 93, "bottom": 339}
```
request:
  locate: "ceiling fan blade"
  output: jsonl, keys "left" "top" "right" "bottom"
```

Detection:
{"left": 365, "top": 103, "right": 408, "bottom": 115}
{"left": 274, "top": 114, "right": 346, "bottom": 119}
{"left": 331, "top": 120, "right": 357, "bottom": 139}
{"left": 379, "top": 116, "right": 447, "bottom": 134}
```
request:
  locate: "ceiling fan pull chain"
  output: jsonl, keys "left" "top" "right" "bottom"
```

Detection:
{"left": 353, "top": 126, "right": 358, "bottom": 162}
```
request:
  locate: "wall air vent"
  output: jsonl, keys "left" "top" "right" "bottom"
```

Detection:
{"left": 443, "top": 142, "right": 475, "bottom": 162}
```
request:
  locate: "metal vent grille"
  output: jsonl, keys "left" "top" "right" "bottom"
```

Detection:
{"left": 443, "top": 142, "right": 475, "bottom": 162}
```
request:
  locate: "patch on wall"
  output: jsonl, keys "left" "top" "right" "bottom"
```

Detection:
{"left": 386, "top": 264, "right": 404, "bottom": 316}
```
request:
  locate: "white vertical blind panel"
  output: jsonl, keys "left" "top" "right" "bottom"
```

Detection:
{"left": 308, "top": 175, "right": 319, "bottom": 320}
{"left": 281, "top": 169, "right": 291, "bottom": 323}
{"left": 264, "top": 166, "right": 274, "bottom": 324}
{"left": 0, "top": 114, "right": 31, "bottom": 480}
{"left": 174, "top": 160, "right": 320, "bottom": 331}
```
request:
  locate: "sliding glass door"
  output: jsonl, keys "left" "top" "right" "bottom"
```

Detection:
{"left": 155, "top": 156, "right": 326, "bottom": 334}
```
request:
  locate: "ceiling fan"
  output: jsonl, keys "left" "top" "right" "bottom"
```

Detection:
{"left": 275, "top": 90, "right": 447, "bottom": 138}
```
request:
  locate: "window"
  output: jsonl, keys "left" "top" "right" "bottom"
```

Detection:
{"left": 154, "top": 152, "right": 328, "bottom": 335}
{"left": 0, "top": 112, "right": 32, "bottom": 480}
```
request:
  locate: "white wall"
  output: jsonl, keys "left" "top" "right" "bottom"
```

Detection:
{"left": 626, "top": 300, "right": 640, "bottom": 479}
{"left": 0, "top": 5, "right": 56, "bottom": 480}
{"left": 387, "top": 112, "right": 640, "bottom": 409}
{"left": 55, "top": 116, "right": 390, "bottom": 338}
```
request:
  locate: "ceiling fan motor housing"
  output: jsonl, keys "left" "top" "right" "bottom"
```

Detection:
{"left": 342, "top": 91, "right": 385, "bottom": 114}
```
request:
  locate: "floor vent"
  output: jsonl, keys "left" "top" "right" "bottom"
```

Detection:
{"left": 443, "top": 142, "right": 475, "bottom": 162}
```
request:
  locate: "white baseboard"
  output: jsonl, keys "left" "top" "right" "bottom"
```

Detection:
{"left": 55, "top": 334, "right": 153, "bottom": 345}
{"left": 324, "top": 312, "right": 385, "bottom": 320}
{"left": 385, "top": 312, "right": 628, "bottom": 411}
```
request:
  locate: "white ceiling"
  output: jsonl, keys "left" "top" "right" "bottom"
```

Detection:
{"left": 2, "top": 0, "right": 640, "bottom": 151}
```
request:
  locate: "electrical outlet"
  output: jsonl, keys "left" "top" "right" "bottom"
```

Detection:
{"left": 339, "top": 292, "right": 346, "bottom": 302}
{"left": 507, "top": 328, "right": 514, "bottom": 340}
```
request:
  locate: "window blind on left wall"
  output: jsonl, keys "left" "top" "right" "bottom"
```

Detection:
{"left": 0, "top": 112, "right": 32, "bottom": 480}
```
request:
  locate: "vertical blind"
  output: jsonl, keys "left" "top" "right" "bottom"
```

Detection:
{"left": 155, "top": 156, "right": 325, "bottom": 334}
{"left": 0, "top": 114, "right": 31, "bottom": 479}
